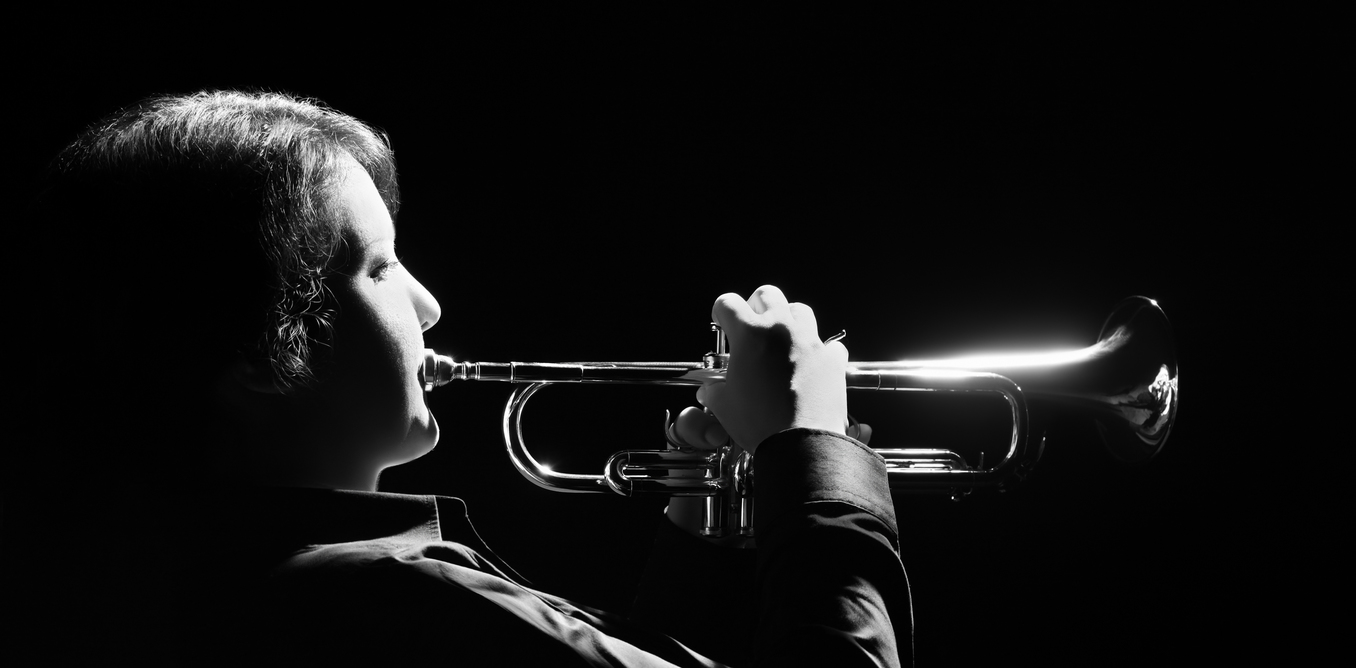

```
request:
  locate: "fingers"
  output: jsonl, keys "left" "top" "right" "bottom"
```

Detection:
{"left": 696, "top": 383, "right": 752, "bottom": 450}
{"left": 822, "top": 338, "right": 849, "bottom": 365}
{"left": 674, "top": 406, "right": 728, "bottom": 450}
{"left": 788, "top": 301, "right": 820, "bottom": 340}
{"left": 712, "top": 292, "right": 756, "bottom": 331}
{"left": 748, "top": 285, "right": 789, "bottom": 315}
{"left": 695, "top": 381, "right": 720, "bottom": 412}
{"left": 672, "top": 406, "right": 704, "bottom": 448}
{"left": 706, "top": 284, "right": 846, "bottom": 452}
{"left": 713, "top": 285, "right": 807, "bottom": 332}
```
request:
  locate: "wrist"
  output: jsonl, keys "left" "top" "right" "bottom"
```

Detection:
{"left": 788, "top": 417, "right": 846, "bottom": 437}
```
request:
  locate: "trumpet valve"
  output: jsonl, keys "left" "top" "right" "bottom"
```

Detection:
{"left": 703, "top": 322, "right": 729, "bottom": 370}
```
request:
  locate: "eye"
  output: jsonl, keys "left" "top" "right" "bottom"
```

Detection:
{"left": 372, "top": 258, "right": 403, "bottom": 283}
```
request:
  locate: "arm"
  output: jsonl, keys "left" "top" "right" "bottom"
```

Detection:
{"left": 632, "top": 428, "right": 907, "bottom": 667}
{"left": 711, "top": 286, "right": 907, "bottom": 667}
{"left": 752, "top": 428, "right": 909, "bottom": 667}
{"left": 637, "top": 286, "right": 910, "bottom": 667}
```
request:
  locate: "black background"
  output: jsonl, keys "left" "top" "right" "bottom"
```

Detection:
{"left": 12, "top": 7, "right": 1329, "bottom": 665}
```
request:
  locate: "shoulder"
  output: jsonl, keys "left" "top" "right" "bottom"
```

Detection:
{"left": 212, "top": 539, "right": 592, "bottom": 665}
{"left": 269, "top": 538, "right": 490, "bottom": 596}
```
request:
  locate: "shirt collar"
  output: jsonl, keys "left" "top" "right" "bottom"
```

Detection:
{"left": 201, "top": 486, "right": 442, "bottom": 552}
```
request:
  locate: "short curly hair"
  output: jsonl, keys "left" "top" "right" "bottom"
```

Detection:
{"left": 41, "top": 90, "right": 399, "bottom": 390}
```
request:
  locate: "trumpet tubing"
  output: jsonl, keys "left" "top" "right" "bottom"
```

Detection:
{"left": 422, "top": 296, "right": 1178, "bottom": 537}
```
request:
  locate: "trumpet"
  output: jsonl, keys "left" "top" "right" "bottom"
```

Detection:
{"left": 421, "top": 296, "right": 1178, "bottom": 537}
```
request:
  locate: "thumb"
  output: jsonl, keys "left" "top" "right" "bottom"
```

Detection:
{"left": 695, "top": 381, "right": 722, "bottom": 416}
{"left": 673, "top": 406, "right": 728, "bottom": 450}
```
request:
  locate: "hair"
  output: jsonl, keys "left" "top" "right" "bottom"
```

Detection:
{"left": 39, "top": 90, "right": 400, "bottom": 390}
{"left": 8, "top": 92, "right": 408, "bottom": 623}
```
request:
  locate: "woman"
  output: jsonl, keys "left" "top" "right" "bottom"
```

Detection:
{"left": 13, "top": 91, "right": 908, "bottom": 666}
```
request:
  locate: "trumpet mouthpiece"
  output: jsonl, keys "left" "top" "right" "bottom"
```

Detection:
{"left": 421, "top": 349, "right": 458, "bottom": 391}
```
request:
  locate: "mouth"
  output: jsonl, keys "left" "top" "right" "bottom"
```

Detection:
{"left": 418, "top": 348, "right": 445, "bottom": 392}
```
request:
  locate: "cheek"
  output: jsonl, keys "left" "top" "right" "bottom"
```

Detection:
{"left": 357, "top": 312, "right": 419, "bottom": 387}
{"left": 324, "top": 300, "right": 400, "bottom": 388}
{"left": 326, "top": 283, "right": 426, "bottom": 400}
{"left": 358, "top": 301, "right": 428, "bottom": 402}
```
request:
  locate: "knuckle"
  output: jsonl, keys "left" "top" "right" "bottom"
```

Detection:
{"left": 712, "top": 294, "right": 745, "bottom": 321}
{"left": 752, "top": 285, "right": 787, "bottom": 303}
{"left": 825, "top": 340, "right": 849, "bottom": 361}
{"left": 714, "top": 293, "right": 742, "bottom": 310}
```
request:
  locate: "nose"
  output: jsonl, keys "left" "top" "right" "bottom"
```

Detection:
{"left": 410, "top": 274, "right": 441, "bottom": 332}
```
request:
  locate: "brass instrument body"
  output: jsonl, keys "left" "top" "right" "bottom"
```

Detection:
{"left": 422, "top": 296, "right": 1178, "bottom": 537}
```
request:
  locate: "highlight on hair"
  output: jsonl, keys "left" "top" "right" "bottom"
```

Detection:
{"left": 46, "top": 90, "right": 400, "bottom": 390}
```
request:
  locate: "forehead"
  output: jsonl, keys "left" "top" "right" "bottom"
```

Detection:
{"left": 333, "top": 160, "right": 394, "bottom": 249}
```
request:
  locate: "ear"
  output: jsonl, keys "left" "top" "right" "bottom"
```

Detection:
{"left": 231, "top": 352, "right": 285, "bottom": 395}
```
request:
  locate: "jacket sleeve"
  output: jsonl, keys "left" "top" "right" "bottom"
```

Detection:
{"left": 632, "top": 428, "right": 911, "bottom": 667}
{"left": 751, "top": 428, "right": 911, "bottom": 667}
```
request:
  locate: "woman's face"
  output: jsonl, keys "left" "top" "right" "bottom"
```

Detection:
{"left": 303, "top": 160, "right": 442, "bottom": 485}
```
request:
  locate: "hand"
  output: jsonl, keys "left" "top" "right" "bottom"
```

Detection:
{"left": 696, "top": 285, "right": 849, "bottom": 456}
{"left": 663, "top": 406, "right": 737, "bottom": 541}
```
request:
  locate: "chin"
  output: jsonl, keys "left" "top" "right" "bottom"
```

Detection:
{"left": 394, "top": 410, "right": 441, "bottom": 466}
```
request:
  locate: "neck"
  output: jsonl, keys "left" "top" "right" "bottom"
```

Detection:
{"left": 207, "top": 374, "right": 384, "bottom": 492}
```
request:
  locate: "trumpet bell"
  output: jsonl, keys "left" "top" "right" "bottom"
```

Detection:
{"left": 865, "top": 296, "right": 1177, "bottom": 465}
{"left": 1088, "top": 296, "right": 1178, "bottom": 464}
